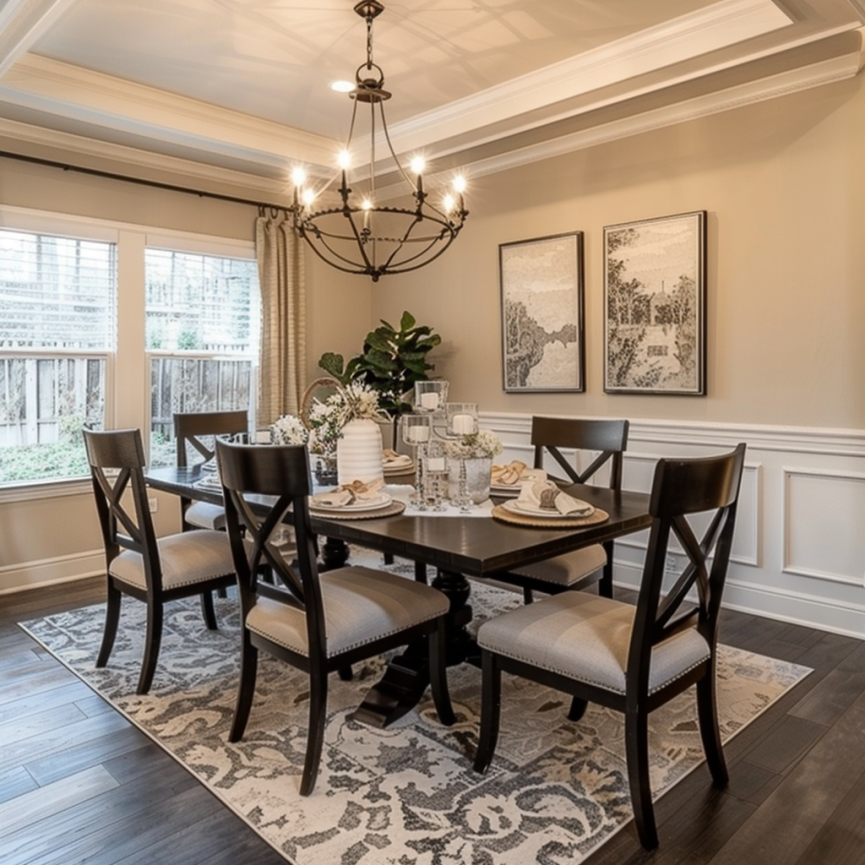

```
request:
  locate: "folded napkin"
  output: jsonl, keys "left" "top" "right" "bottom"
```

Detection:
{"left": 491, "top": 460, "right": 547, "bottom": 486}
{"left": 516, "top": 480, "right": 593, "bottom": 516}
{"left": 382, "top": 449, "right": 412, "bottom": 467}
{"left": 313, "top": 478, "right": 384, "bottom": 508}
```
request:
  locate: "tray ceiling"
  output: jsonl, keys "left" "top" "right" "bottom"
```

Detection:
{"left": 0, "top": 0, "right": 862, "bottom": 201}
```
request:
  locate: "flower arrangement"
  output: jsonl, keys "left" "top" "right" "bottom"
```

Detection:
{"left": 270, "top": 414, "right": 308, "bottom": 445}
{"left": 444, "top": 429, "right": 503, "bottom": 460}
{"left": 306, "top": 381, "right": 386, "bottom": 454}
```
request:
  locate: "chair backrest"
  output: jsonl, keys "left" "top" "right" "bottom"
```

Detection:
{"left": 215, "top": 440, "right": 326, "bottom": 656}
{"left": 628, "top": 443, "right": 747, "bottom": 688}
{"left": 530, "top": 416, "right": 630, "bottom": 489}
{"left": 174, "top": 410, "right": 249, "bottom": 468}
{"left": 83, "top": 428, "right": 162, "bottom": 589}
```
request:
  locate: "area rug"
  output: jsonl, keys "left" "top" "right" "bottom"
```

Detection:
{"left": 20, "top": 561, "right": 811, "bottom": 865}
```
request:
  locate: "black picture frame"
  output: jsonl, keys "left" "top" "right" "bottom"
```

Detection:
{"left": 603, "top": 211, "right": 707, "bottom": 395}
{"left": 500, "top": 231, "right": 585, "bottom": 393}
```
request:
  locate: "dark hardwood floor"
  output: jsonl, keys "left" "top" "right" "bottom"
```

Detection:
{"left": 2, "top": 577, "right": 864, "bottom": 864}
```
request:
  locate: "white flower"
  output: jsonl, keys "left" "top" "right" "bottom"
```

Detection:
{"left": 270, "top": 414, "right": 308, "bottom": 445}
{"left": 444, "top": 429, "right": 503, "bottom": 459}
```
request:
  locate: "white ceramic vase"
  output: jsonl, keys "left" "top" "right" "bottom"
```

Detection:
{"left": 337, "top": 419, "right": 384, "bottom": 485}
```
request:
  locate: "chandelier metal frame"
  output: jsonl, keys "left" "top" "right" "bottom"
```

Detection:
{"left": 289, "top": 0, "right": 469, "bottom": 282}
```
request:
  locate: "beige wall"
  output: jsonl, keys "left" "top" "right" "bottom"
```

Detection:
{"left": 371, "top": 74, "right": 865, "bottom": 430}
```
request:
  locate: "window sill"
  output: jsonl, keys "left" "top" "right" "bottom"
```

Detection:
{"left": 0, "top": 477, "right": 92, "bottom": 504}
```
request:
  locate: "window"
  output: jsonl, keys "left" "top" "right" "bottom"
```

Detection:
{"left": 146, "top": 248, "right": 259, "bottom": 466}
{"left": 0, "top": 228, "right": 115, "bottom": 485}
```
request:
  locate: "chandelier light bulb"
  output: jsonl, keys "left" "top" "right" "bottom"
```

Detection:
{"left": 442, "top": 193, "right": 455, "bottom": 213}
{"left": 453, "top": 175, "right": 467, "bottom": 193}
{"left": 330, "top": 80, "right": 355, "bottom": 93}
{"left": 291, "top": 167, "right": 307, "bottom": 187}
{"left": 337, "top": 150, "right": 351, "bottom": 169}
{"left": 410, "top": 156, "right": 425, "bottom": 175}
{"left": 301, "top": 188, "right": 316, "bottom": 207}
{"left": 361, "top": 198, "right": 373, "bottom": 210}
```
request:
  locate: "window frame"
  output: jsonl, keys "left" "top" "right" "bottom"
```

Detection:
{"left": 0, "top": 205, "right": 257, "bottom": 501}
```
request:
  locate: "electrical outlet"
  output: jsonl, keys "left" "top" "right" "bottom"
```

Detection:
{"left": 148, "top": 497, "right": 158, "bottom": 513}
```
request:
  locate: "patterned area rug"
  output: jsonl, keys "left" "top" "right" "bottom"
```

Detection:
{"left": 20, "top": 559, "right": 810, "bottom": 865}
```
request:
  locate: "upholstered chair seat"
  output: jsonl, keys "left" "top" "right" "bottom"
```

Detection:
{"left": 478, "top": 591, "right": 710, "bottom": 696}
{"left": 109, "top": 530, "right": 233, "bottom": 592}
{"left": 184, "top": 500, "right": 228, "bottom": 531}
{"left": 247, "top": 566, "right": 450, "bottom": 658}
{"left": 508, "top": 545, "right": 607, "bottom": 590}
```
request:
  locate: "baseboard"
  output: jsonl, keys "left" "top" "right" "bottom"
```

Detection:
{"left": 0, "top": 551, "right": 104, "bottom": 595}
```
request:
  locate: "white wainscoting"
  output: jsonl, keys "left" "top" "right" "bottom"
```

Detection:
{"left": 482, "top": 413, "right": 865, "bottom": 639}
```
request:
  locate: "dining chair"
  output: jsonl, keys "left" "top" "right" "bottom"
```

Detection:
{"left": 84, "top": 428, "right": 236, "bottom": 695}
{"left": 174, "top": 409, "right": 249, "bottom": 531}
{"left": 494, "top": 416, "right": 630, "bottom": 602}
{"left": 215, "top": 439, "right": 455, "bottom": 795}
{"left": 473, "top": 443, "right": 747, "bottom": 850}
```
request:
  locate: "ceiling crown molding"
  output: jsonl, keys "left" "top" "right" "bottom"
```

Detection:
{"left": 0, "top": 53, "right": 339, "bottom": 169}
{"left": 0, "top": 0, "right": 77, "bottom": 76}
{"left": 383, "top": 0, "right": 791, "bottom": 155}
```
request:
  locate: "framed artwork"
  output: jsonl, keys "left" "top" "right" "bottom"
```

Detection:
{"left": 603, "top": 211, "right": 707, "bottom": 395}
{"left": 500, "top": 231, "right": 585, "bottom": 393}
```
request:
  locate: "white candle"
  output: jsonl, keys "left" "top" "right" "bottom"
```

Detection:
{"left": 427, "top": 456, "right": 446, "bottom": 472}
{"left": 451, "top": 413, "right": 475, "bottom": 435}
{"left": 419, "top": 392, "right": 439, "bottom": 410}
{"left": 407, "top": 425, "right": 430, "bottom": 443}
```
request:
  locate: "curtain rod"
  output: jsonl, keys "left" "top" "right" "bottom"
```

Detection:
{"left": 0, "top": 149, "right": 289, "bottom": 212}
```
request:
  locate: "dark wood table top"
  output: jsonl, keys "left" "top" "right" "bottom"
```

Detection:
{"left": 145, "top": 465, "right": 652, "bottom": 578}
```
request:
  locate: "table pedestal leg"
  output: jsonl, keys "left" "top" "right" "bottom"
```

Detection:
{"left": 351, "top": 567, "right": 474, "bottom": 728}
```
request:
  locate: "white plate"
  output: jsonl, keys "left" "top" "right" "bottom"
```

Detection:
{"left": 502, "top": 499, "right": 594, "bottom": 518}
{"left": 490, "top": 482, "right": 521, "bottom": 496}
{"left": 310, "top": 492, "right": 392, "bottom": 512}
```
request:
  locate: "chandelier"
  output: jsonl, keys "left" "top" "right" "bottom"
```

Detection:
{"left": 289, "top": 0, "right": 469, "bottom": 282}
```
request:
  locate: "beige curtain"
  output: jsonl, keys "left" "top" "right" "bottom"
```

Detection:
{"left": 255, "top": 210, "right": 306, "bottom": 425}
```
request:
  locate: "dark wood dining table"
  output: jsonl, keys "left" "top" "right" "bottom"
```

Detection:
{"left": 145, "top": 464, "right": 653, "bottom": 727}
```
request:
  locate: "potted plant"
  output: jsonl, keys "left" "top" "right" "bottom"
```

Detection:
{"left": 317, "top": 311, "right": 441, "bottom": 416}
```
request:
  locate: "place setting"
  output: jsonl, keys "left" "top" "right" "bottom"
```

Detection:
{"left": 308, "top": 478, "right": 406, "bottom": 520}
{"left": 490, "top": 459, "right": 548, "bottom": 497}
{"left": 492, "top": 477, "right": 609, "bottom": 527}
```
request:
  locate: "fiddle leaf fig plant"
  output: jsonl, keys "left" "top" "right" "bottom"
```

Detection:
{"left": 318, "top": 311, "right": 441, "bottom": 415}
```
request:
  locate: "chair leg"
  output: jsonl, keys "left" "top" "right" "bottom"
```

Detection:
{"left": 137, "top": 600, "right": 163, "bottom": 695}
{"left": 300, "top": 668, "right": 328, "bottom": 796}
{"left": 523, "top": 587, "right": 534, "bottom": 604}
{"left": 96, "top": 581, "right": 122, "bottom": 668}
{"left": 567, "top": 696, "right": 588, "bottom": 722}
{"left": 598, "top": 541, "right": 614, "bottom": 598}
{"left": 229, "top": 632, "right": 258, "bottom": 742}
{"left": 201, "top": 589, "right": 218, "bottom": 630}
{"left": 428, "top": 618, "right": 455, "bottom": 726}
{"left": 625, "top": 706, "right": 658, "bottom": 850}
{"left": 337, "top": 666, "right": 354, "bottom": 681}
{"left": 473, "top": 651, "right": 502, "bottom": 774}
{"left": 697, "top": 670, "right": 729, "bottom": 786}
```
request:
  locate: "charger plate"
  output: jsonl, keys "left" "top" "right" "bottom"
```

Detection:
{"left": 310, "top": 500, "right": 406, "bottom": 520}
{"left": 492, "top": 503, "right": 609, "bottom": 528}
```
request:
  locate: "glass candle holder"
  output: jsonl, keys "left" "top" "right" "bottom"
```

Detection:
{"left": 445, "top": 403, "right": 479, "bottom": 437}
{"left": 399, "top": 413, "right": 432, "bottom": 510}
{"left": 414, "top": 380, "right": 449, "bottom": 413}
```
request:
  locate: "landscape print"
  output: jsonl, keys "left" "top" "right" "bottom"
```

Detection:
{"left": 604, "top": 211, "right": 706, "bottom": 395}
{"left": 500, "top": 232, "right": 584, "bottom": 392}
